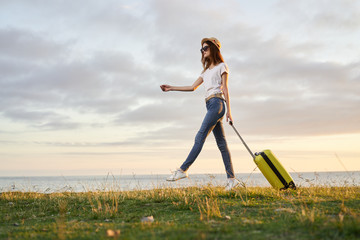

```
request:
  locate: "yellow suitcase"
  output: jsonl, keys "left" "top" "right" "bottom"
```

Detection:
{"left": 254, "top": 150, "right": 296, "bottom": 190}
{"left": 230, "top": 122, "right": 296, "bottom": 190}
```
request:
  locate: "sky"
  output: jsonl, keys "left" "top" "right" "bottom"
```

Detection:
{"left": 0, "top": 0, "right": 359, "bottom": 176}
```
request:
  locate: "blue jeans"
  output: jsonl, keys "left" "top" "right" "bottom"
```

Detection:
{"left": 180, "top": 97, "right": 235, "bottom": 178}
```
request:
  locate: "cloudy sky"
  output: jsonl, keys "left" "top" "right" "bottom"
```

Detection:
{"left": 1, "top": 0, "right": 359, "bottom": 176}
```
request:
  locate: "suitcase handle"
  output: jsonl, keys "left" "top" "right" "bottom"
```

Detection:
{"left": 229, "top": 121, "right": 255, "bottom": 159}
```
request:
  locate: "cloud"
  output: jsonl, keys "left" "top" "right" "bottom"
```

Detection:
{"left": 1, "top": 0, "right": 359, "bottom": 140}
{"left": 0, "top": 28, "right": 68, "bottom": 61}
{"left": 226, "top": 34, "right": 360, "bottom": 136}
{"left": 1, "top": 0, "right": 360, "bottom": 176}
{"left": 0, "top": 27, "right": 156, "bottom": 129}
{"left": 2, "top": 109, "right": 80, "bottom": 131}
{"left": 273, "top": 0, "right": 360, "bottom": 37}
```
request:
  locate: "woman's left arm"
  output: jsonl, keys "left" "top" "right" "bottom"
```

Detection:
{"left": 221, "top": 72, "right": 233, "bottom": 123}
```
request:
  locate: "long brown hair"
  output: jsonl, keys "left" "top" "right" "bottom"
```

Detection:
{"left": 201, "top": 41, "right": 224, "bottom": 73}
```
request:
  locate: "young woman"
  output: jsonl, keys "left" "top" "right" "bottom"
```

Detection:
{"left": 160, "top": 37, "right": 239, "bottom": 190}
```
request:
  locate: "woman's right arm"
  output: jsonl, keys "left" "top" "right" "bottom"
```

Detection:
{"left": 160, "top": 77, "right": 203, "bottom": 92}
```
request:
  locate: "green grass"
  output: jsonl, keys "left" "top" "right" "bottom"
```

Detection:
{"left": 1, "top": 186, "right": 359, "bottom": 239}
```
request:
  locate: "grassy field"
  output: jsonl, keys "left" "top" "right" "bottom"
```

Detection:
{"left": 1, "top": 185, "right": 359, "bottom": 239}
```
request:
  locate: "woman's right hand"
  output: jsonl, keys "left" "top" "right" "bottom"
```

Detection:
{"left": 160, "top": 85, "right": 171, "bottom": 92}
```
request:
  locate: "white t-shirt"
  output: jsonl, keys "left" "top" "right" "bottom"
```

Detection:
{"left": 200, "top": 62, "right": 229, "bottom": 98}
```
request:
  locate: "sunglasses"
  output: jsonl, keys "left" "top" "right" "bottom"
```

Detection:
{"left": 200, "top": 45, "right": 209, "bottom": 53}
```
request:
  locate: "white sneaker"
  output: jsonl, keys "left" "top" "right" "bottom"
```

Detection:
{"left": 225, "top": 178, "right": 240, "bottom": 191}
{"left": 166, "top": 169, "right": 188, "bottom": 181}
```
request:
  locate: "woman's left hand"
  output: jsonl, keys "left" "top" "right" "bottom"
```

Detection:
{"left": 226, "top": 112, "right": 233, "bottom": 124}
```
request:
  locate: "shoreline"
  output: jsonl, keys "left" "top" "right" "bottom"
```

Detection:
{"left": 1, "top": 171, "right": 359, "bottom": 194}
{"left": 1, "top": 170, "right": 358, "bottom": 178}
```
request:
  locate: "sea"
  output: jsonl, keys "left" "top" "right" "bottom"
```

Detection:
{"left": 0, "top": 171, "right": 359, "bottom": 193}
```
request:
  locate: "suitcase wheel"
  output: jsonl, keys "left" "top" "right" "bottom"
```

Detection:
{"left": 280, "top": 181, "right": 297, "bottom": 191}
{"left": 288, "top": 181, "right": 296, "bottom": 190}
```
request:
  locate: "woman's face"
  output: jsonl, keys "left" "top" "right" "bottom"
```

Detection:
{"left": 201, "top": 43, "right": 210, "bottom": 58}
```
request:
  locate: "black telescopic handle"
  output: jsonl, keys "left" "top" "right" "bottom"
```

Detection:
{"left": 229, "top": 121, "right": 255, "bottom": 159}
